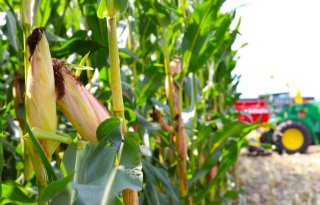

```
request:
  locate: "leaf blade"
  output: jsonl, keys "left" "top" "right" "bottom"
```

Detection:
{"left": 39, "top": 172, "right": 75, "bottom": 205}
{"left": 24, "top": 121, "right": 57, "bottom": 182}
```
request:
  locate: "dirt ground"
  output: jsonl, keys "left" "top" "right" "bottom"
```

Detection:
{"left": 238, "top": 146, "right": 320, "bottom": 205}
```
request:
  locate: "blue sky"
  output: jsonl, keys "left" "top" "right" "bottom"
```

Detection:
{"left": 222, "top": 0, "right": 320, "bottom": 99}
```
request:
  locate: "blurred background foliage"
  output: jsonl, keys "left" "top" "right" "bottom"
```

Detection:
{"left": 0, "top": 0, "right": 253, "bottom": 204}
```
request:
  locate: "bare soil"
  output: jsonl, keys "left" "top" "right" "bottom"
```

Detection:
{"left": 238, "top": 146, "right": 320, "bottom": 205}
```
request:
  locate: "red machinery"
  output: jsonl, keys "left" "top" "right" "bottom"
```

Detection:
{"left": 234, "top": 99, "right": 269, "bottom": 123}
{"left": 235, "top": 93, "right": 314, "bottom": 124}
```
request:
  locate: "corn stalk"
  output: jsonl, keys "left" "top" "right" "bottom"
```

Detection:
{"left": 97, "top": 0, "right": 138, "bottom": 204}
{"left": 20, "top": 0, "right": 33, "bottom": 181}
{"left": 107, "top": 15, "right": 138, "bottom": 205}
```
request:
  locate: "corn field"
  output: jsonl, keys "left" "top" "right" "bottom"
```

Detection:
{"left": 0, "top": 0, "right": 254, "bottom": 204}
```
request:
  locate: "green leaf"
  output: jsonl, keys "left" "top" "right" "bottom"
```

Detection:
{"left": 51, "top": 39, "right": 104, "bottom": 58}
{"left": 4, "top": 10, "right": 19, "bottom": 52}
{"left": 136, "top": 112, "right": 160, "bottom": 131}
{"left": 116, "top": 0, "right": 128, "bottom": 13}
{"left": 24, "top": 121, "right": 57, "bottom": 182}
{"left": 39, "top": 173, "right": 75, "bottom": 205}
{"left": 0, "top": 120, "right": 3, "bottom": 198}
{"left": 72, "top": 121, "right": 142, "bottom": 205}
{"left": 119, "top": 48, "right": 142, "bottom": 64}
{"left": 143, "top": 161, "right": 179, "bottom": 204}
{"left": 67, "top": 64, "right": 94, "bottom": 71}
{"left": 1, "top": 184, "right": 35, "bottom": 205}
{"left": 150, "top": 98, "right": 171, "bottom": 118}
{"left": 142, "top": 0, "right": 171, "bottom": 27}
{"left": 97, "top": 0, "right": 107, "bottom": 19}
{"left": 224, "top": 190, "right": 238, "bottom": 199}
{"left": 195, "top": 140, "right": 240, "bottom": 202}
{"left": 97, "top": 0, "right": 128, "bottom": 18}
{"left": 96, "top": 118, "right": 121, "bottom": 142}
{"left": 62, "top": 143, "right": 77, "bottom": 175}
{"left": 116, "top": 132, "right": 142, "bottom": 190}
{"left": 136, "top": 68, "right": 164, "bottom": 106}
{"left": 209, "top": 121, "right": 254, "bottom": 154}
{"left": 38, "top": 0, "right": 51, "bottom": 26}
{"left": 52, "top": 144, "right": 75, "bottom": 204}
{"left": 182, "top": 0, "right": 226, "bottom": 73}
{"left": 45, "top": 30, "right": 66, "bottom": 42}
{"left": 79, "top": 51, "right": 91, "bottom": 66}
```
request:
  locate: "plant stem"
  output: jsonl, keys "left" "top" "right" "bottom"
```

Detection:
{"left": 190, "top": 74, "right": 198, "bottom": 174}
{"left": 161, "top": 21, "right": 188, "bottom": 198}
{"left": 127, "top": 19, "right": 137, "bottom": 86}
{"left": 162, "top": 29, "right": 175, "bottom": 120}
{"left": 107, "top": 16, "right": 138, "bottom": 205}
{"left": 107, "top": 17, "right": 127, "bottom": 132}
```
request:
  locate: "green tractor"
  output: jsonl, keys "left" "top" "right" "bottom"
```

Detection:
{"left": 238, "top": 92, "right": 320, "bottom": 154}
{"left": 271, "top": 101, "right": 320, "bottom": 154}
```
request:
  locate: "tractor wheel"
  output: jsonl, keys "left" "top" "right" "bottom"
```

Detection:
{"left": 274, "top": 120, "right": 312, "bottom": 154}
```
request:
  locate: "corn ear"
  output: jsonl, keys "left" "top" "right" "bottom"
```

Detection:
{"left": 26, "top": 28, "right": 59, "bottom": 157}
{"left": 53, "top": 59, "right": 110, "bottom": 144}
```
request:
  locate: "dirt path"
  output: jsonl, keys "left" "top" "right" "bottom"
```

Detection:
{"left": 238, "top": 146, "right": 320, "bottom": 205}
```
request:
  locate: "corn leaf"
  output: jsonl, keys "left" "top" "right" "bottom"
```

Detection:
{"left": 0, "top": 120, "right": 3, "bottom": 198}
{"left": 4, "top": 10, "right": 19, "bottom": 52}
{"left": 97, "top": 0, "right": 128, "bottom": 18}
{"left": 39, "top": 172, "right": 75, "bottom": 205}
{"left": 195, "top": 140, "right": 240, "bottom": 202}
{"left": 1, "top": 184, "right": 35, "bottom": 205}
{"left": 79, "top": 51, "right": 91, "bottom": 66}
{"left": 143, "top": 161, "right": 179, "bottom": 204}
{"left": 119, "top": 48, "right": 142, "bottom": 64}
{"left": 24, "top": 121, "right": 57, "bottom": 183}
{"left": 72, "top": 118, "right": 142, "bottom": 205}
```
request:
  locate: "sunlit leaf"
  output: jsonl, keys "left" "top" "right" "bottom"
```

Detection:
{"left": 1, "top": 184, "right": 35, "bottom": 205}
{"left": 97, "top": 0, "right": 128, "bottom": 18}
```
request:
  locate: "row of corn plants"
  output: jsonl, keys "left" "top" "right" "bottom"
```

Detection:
{"left": 0, "top": 0, "right": 255, "bottom": 204}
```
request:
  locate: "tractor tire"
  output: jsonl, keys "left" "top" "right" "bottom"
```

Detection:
{"left": 273, "top": 120, "right": 312, "bottom": 154}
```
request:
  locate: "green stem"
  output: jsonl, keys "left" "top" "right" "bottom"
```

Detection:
{"left": 190, "top": 74, "right": 198, "bottom": 174}
{"left": 150, "top": 0, "right": 175, "bottom": 121}
{"left": 21, "top": 0, "right": 31, "bottom": 81}
{"left": 107, "top": 17, "right": 127, "bottom": 132}
{"left": 127, "top": 19, "right": 137, "bottom": 86}
{"left": 106, "top": 16, "right": 138, "bottom": 205}
{"left": 162, "top": 29, "right": 175, "bottom": 122}
{"left": 21, "top": 8, "right": 32, "bottom": 181}
{"left": 155, "top": 0, "right": 188, "bottom": 196}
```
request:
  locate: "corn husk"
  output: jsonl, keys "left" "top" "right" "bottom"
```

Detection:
{"left": 26, "top": 28, "right": 58, "bottom": 157}
{"left": 53, "top": 59, "right": 110, "bottom": 144}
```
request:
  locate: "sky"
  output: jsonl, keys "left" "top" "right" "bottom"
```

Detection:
{"left": 222, "top": 0, "right": 320, "bottom": 99}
